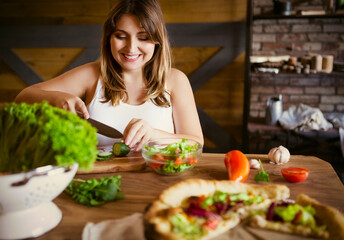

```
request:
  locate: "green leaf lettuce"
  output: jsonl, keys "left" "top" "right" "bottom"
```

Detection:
{"left": 0, "top": 101, "right": 98, "bottom": 172}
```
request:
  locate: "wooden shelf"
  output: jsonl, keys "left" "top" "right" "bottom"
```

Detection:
{"left": 253, "top": 13, "right": 344, "bottom": 20}
{"left": 250, "top": 71, "right": 344, "bottom": 77}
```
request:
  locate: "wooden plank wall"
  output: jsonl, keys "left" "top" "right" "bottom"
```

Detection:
{"left": 0, "top": 0, "right": 247, "bottom": 151}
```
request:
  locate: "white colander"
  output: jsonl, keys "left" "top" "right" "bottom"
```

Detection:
{"left": 0, "top": 163, "right": 78, "bottom": 239}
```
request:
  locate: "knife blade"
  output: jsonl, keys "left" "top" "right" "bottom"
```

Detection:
{"left": 86, "top": 118, "right": 123, "bottom": 139}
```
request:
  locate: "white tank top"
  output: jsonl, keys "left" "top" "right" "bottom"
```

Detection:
{"left": 87, "top": 79, "right": 174, "bottom": 148}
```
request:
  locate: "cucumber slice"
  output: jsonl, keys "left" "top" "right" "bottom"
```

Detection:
{"left": 113, "top": 142, "right": 130, "bottom": 157}
{"left": 98, "top": 151, "right": 113, "bottom": 157}
{"left": 96, "top": 151, "right": 113, "bottom": 161}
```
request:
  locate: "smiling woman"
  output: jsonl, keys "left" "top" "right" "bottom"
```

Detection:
{"left": 14, "top": 0, "right": 204, "bottom": 152}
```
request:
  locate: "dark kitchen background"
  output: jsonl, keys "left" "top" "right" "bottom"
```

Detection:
{"left": 0, "top": 0, "right": 343, "bottom": 181}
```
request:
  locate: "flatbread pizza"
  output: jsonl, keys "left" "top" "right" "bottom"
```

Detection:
{"left": 144, "top": 179, "right": 344, "bottom": 240}
{"left": 144, "top": 179, "right": 289, "bottom": 240}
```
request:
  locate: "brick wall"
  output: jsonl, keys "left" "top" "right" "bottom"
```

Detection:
{"left": 252, "top": 0, "right": 344, "bottom": 61}
{"left": 250, "top": 72, "right": 344, "bottom": 118}
{"left": 252, "top": 17, "right": 344, "bottom": 61}
{"left": 250, "top": 0, "right": 344, "bottom": 119}
{"left": 254, "top": 0, "right": 339, "bottom": 14}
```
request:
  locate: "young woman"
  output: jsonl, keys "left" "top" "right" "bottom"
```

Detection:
{"left": 15, "top": 0, "right": 203, "bottom": 151}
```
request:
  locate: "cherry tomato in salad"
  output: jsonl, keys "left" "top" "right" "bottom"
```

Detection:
{"left": 153, "top": 153, "right": 165, "bottom": 161}
{"left": 174, "top": 158, "right": 183, "bottom": 166}
{"left": 150, "top": 153, "right": 165, "bottom": 168}
{"left": 224, "top": 150, "right": 250, "bottom": 183}
{"left": 281, "top": 167, "right": 310, "bottom": 183}
{"left": 186, "top": 156, "right": 198, "bottom": 165}
{"left": 150, "top": 162, "right": 164, "bottom": 168}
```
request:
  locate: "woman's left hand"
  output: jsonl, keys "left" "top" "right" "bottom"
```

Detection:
{"left": 122, "top": 118, "right": 154, "bottom": 152}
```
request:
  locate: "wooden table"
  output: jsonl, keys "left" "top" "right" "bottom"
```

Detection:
{"left": 39, "top": 153, "right": 344, "bottom": 239}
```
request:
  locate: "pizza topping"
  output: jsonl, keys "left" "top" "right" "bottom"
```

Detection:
{"left": 291, "top": 210, "right": 302, "bottom": 224}
{"left": 267, "top": 202, "right": 277, "bottom": 221}
{"left": 266, "top": 201, "right": 327, "bottom": 232}
{"left": 214, "top": 202, "right": 230, "bottom": 215}
{"left": 187, "top": 202, "right": 209, "bottom": 217}
{"left": 203, "top": 191, "right": 262, "bottom": 208}
{"left": 169, "top": 213, "right": 204, "bottom": 239}
{"left": 204, "top": 219, "right": 220, "bottom": 230}
{"left": 184, "top": 191, "right": 264, "bottom": 219}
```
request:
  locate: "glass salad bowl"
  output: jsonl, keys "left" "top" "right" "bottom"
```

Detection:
{"left": 142, "top": 138, "right": 202, "bottom": 175}
{"left": 0, "top": 163, "right": 78, "bottom": 239}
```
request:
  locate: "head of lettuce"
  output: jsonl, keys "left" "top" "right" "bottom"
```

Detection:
{"left": 0, "top": 101, "right": 98, "bottom": 173}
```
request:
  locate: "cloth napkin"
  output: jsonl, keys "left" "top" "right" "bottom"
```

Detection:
{"left": 325, "top": 112, "right": 344, "bottom": 158}
{"left": 340, "top": 128, "right": 344, "bottom": 158}
{"left": 278, "top": 103, "right": 333, "bottom": 131}
{"left": 325, "top": 112, "right": 344, "bottom": 129}
{"left": 82, "top": 213, "right": 145, "bottom": 240}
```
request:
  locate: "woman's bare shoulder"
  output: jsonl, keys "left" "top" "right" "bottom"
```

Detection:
{"left": 66, "top": 62, "right": 100, "bottom": 81}
{"left": 34, "top": 62, "right": 100, "bottom": 95}
{"left": 80, "top": 62, "right": 99, "bottom": 72}
{"left": 166, "top": 68, "right": 189, "bottom": 90}
{"left": 168, "top": 68, "right": 187, "bottom": 79}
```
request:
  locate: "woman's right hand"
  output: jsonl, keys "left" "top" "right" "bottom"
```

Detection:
{"left": 122, "top": 118, "right": 155, "bottom": 152}
{"left": 49, "top": 91, "right": 89, "bottom": 119}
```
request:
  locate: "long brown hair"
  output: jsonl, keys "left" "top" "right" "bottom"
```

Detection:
{"left": 99, "top": 0, "right": 171, "bottom": 107}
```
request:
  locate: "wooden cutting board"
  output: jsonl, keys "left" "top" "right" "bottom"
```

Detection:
{"left": 77, "top": 152, "right": 146, "bottom": 174}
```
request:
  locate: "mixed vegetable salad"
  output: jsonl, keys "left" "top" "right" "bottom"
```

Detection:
{"left": 143, "top": 138, "right": 200, "bottom": 174}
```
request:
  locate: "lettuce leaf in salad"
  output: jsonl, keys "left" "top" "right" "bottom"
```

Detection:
{"left": 145, "top": 138, "right": 198, "bottom": 156}
{"left": 159, "top": 160, "right": 193, "bottom": 173}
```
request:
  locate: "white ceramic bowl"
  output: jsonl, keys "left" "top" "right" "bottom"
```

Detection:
{"left": 0, "top": 163, "right": 78, "bottom": 239}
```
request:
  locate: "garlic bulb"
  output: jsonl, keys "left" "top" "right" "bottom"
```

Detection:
{"left": 268, "top": 145, "right": 290, "bottom": 165}
{"left": 249, "top": 159, "right": 260, "bottom": 169}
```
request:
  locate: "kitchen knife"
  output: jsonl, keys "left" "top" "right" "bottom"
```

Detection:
{"left": 76, "top": 111, "right": 123, "bottom": 138}
{"left": 86, "top": 118, "right": 123, "bottom": 139}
